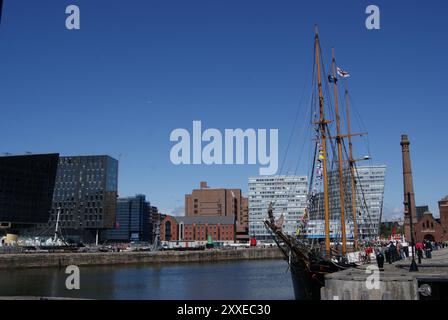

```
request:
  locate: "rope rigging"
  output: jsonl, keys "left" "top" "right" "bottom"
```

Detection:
{"left": 265, "top": 28, "right": 377, "bottom": 254}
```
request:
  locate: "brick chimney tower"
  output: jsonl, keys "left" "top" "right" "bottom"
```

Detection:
{"left": 401, "top": 134, "right": 418, "bottom": 241}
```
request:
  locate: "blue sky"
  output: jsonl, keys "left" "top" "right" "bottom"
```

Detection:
{"left": 1, "top": 0, "right": 447, "bottom": 219}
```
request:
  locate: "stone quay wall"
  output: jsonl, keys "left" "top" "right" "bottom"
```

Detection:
{"left": 0, "top": 247, "right": 284, "bottom": 269}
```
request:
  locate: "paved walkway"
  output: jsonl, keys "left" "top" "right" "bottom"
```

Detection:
{"left": 321, "top": 248, "right": 448, "bottom": 300}
{"left": 393, "top": 247, "right": 448, "bottom": 270}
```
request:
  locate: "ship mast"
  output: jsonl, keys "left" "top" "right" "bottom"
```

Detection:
{"left": 345, "top": 89, "right": 359, "bottom": 251}
{"left": 314, "top": 26, "right": 331, "bottom": 257}
{"left": 331, "top": 49, "right": 347, "bottom": 256}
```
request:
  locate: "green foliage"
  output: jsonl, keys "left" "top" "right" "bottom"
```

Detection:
{"left": 379, "top": 222, "right": 403, "bottom": 238}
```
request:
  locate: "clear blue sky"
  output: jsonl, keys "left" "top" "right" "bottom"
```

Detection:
{"left": 1, "top": 0, "right": 447, "bottom": 219}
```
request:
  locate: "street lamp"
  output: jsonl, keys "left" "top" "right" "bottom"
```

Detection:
{"left": 405, "top": 192, "right": 418, "bottom": 272}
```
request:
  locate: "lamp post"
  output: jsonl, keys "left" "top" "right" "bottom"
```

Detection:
{"left": 406, "top": 192, "right": 418, "bottom": 272}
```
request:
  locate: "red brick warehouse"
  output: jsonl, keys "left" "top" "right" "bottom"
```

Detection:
{"left": 413, "top": 196, "right": 448, "bottom": 243}
{"left": 160, "top": 215, "right": 235, "bottom": 242}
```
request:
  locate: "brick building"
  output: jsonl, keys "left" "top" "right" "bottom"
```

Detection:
{"left": 185, "top": 181, "right": 248, "bottom": 241}
{"left": 412, "top": 196, "right": 448, "bottom": 243}
{"left": 400, "top": 135, "right": 448, "bottom": 243}
{"left": 160, "top": 215, "right": 235, "bottom": 243}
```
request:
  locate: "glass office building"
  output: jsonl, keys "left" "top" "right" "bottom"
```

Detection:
{"left": 306, "top": 165, "right": 386, "bottom": 240}
{"left": 248, "top": 176, "right": 308, "bottom": 240}
{"left": 0, "top": 154, "right": 59, "bottom": 227}
{"left": 105, "top": 195, "right": 152, "bottom": 242}
{"left": 48, "top": 155, "right": 118, "bottom": 243}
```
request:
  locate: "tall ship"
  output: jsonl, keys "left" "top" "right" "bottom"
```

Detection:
{"left": 264, "top": 27, "right": 377, "bottom": 300}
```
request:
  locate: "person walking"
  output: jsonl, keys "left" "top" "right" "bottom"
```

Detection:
{"left": 375, "top": 246, "right": 385, "bottom": 271}
{"left": 396, "top": 241, "right": 404, "bottom": 260}
{"left": 385, "top": 243, "right": 391, "bottom": 264}
{"left": 425, "top": 240, "right": 433, "bottom": 259}
{"left": 416, "top": 241, "right": 424, "bottom": 264}
{"left": 365, "top": 246, "right": 373, "bottom": 263}
{"left": 388, "top": 242, "right": 397, "bottom": 263}
{"left": 399, "top": 241, "right": 406, "bottom": 260}
{"left": 403, "top": 243, "right": 409, "bottom": 259}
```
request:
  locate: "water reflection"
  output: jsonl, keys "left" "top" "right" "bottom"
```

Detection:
{"left": 0, "top": 259, "right": 293, "bottom": 300}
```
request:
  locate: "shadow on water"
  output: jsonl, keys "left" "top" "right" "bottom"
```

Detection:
{"left": 0, "top": 259, "right": 294, "bottom": 300}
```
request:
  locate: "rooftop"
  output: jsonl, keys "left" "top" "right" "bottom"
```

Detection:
{"left": 174, "top": 216, "right": 234, "bottom": 225}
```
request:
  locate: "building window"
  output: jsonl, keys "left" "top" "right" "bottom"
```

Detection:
{"left": 165, "top": 221, "right": 172, "bottom": 241}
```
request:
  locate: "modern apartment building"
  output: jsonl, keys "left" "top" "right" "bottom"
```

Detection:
{"left": 306, "top": 165, "right": 386, "bottom": 240}
{"left": 248, "top": 176, "right": 308, "bottom": 240}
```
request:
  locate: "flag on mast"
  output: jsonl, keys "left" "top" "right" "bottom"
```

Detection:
{"left": 337, "top": 67, "right": 350, "bottom": 78}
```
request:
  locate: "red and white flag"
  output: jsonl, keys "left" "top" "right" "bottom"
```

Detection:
{"left": 337, "top": 67, "right": 350, "bottom": 78}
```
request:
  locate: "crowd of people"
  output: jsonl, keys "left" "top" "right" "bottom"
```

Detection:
{"left": 367, "top": 239, "right": 448, "bottom": 265}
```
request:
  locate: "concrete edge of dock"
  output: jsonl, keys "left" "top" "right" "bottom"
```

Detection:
{"left": 0, "top": 247, "right": 284, "bottom": 269}
{"left": 321, "top": 248, "right": 448, "bottom": 300}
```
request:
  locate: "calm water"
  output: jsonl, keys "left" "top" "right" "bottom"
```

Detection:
{"left": 0, "top": 259, "right": 294, "bottom": 300}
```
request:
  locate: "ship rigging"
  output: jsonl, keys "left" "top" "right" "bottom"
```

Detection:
{"left": 264, "top": 26, "right": 375, "bottom": 300}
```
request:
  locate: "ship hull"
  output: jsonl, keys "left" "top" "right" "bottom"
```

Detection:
{"left": 290, "top": 258, "right": 352, "bottom": 300}
{"left": 290, "top": 262, "right": 317, "bottom": 300}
